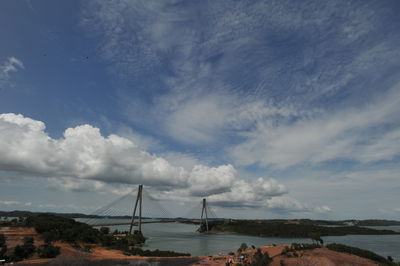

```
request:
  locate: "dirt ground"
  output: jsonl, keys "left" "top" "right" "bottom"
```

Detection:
{"left": 270, "top": 248, "right": 378, "bottom": 266}
{"left": 192, "top": 245, "right": 378, "bottom": 266}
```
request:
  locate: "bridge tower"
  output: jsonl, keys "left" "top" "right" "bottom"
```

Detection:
{"left": 200, "top": 198, "right": 209, "bottom": 233}
{"left": 129, "top": 184, "right": 143, "bottom": 235}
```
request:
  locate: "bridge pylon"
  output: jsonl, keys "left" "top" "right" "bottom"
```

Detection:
{"left": 129, "top": 184, "right": 143, "bottom": 235}
{"left": 200, "top": 198, "right": 209, "bottom": 233}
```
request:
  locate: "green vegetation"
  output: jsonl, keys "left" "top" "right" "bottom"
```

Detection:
{"left": 37, "top": 244, "right": 60, "bottom": 258}
{"left": 326, "top": 243, "right": 399, "bottom": 265}
{"left": 0, "top": 233, "right": 7, "bottom": 259}
{"left": 237, "top": 242, "right": 248, "bottom": 252}
{"left": 125, "top": 247, "right": 190, "bottom": 257}
{"left": 26, "top": 214, "right": 100, "bottom": 243}
{"left": 23, "top": 214, "right": 189, "bottom": 258}
{"left": 309, "top": 232, "right": 323, "bottom": 244}
{"left": 24, "top": 214, "right": 146, "bottom": 247}
{"left": 207, "top": 220, "right": 399, "bottom": 237}
{"left": 281, "top": 243, "right": 321, "bottom": 257}
{"left": 251, "top": 249, "right": 272, "bottom": 266}
{"left": 354, "top": 220, "right": 400, "bottom": 226}
{"left": 9, "top": 236, "right": 36, "bottom": 262}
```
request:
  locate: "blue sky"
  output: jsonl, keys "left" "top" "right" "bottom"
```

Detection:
{"left": 0, "top": 0, "right": 400, "bottom": 219}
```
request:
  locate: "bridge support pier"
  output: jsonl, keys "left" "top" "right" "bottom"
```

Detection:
{"left": 200, "top": 198, "right": 209, "bottom": 233}
{"left": 129, "top": 184, "right": 143, "bottom": 235}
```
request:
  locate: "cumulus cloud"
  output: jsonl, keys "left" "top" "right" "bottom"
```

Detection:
{"left": 0, "top": 57, "right": 24, "bottom": 88}
{"left": 188, "top": 165, "right": 237, "bottom": 197}
{"left": 0, "top": 113, "right": 333, "bottom": 213}
{"left": 207, "top": 178, "right": 288, "bottom": 208}
{"left": 0, "top": 113, "right": 306, "bottom": 212}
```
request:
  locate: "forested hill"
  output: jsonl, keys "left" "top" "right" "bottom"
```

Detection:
{"left": 206, "top": 220, "right": 400, "bottom": 238}
{"left": 0, "top": 210, "right": 129, "bottom": 219}
{"left": 1, "top": 210, "right": 400, "bottom": 226}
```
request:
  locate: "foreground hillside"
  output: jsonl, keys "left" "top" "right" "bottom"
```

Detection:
{"left": 2, "top": 226, "right": 398, "bottom": 266}
{"left": 1, "top": 214, "right": 399, "bottom": 265}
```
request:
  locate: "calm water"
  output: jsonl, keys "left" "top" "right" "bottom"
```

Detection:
{"left": 83, "top": 219, "right": 400, "bottom": 260}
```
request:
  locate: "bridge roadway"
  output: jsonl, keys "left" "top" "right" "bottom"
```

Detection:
{"left": 91, "top": 219, "right": 200, "bottom": 227}
{"left": 92, "top": 220, "right": 164, "bottom": 227}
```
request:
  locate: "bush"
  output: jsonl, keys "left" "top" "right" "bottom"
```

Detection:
{"left": 128, "top": 247, "right": 190, "bottom": 257}
{"left": 37, "top": 244, "right": 60, "bottom": 258}
{"left": 251, "top": 249, "right": 272, "bottom": 266}
{"left": 12, "top": 243, "right": 36, "bottom": 261}
{"left": 0, "top": 244, "right": 7, "bottom": 258}
{"left": 23, "top": 236, "right": 34, "bottom": 246}
{"left": 238, "top": 242, "right": 248, "bottom": 252}
{"left": 100, "top": 227, "right": 110, "bottom": 235}
{"left": 0, "top": 233, "right": 5, "bottom": 247}
{"left": 0, "top": 233, "right": 6, "bottom": 259}
{"left": 291, "top": 243, "right": 321, "bottom": 251}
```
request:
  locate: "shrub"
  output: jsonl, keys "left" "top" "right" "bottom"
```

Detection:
{"left": 0, "top": 233, "right": 6, "bottom": 259}
{"left": 251, "top": 249, "right": 272, "bottom": 266}
{"left": 12, "top": 243, "right": 35, "bottom": 261}
{"left": 100, "top": 227, "right": 110, "bottom": 235}
{"left": 128, "top": 247, "right": 190, "bottom": 257}
{"left": 37, "top": 244, "right": 60, "bottom": 258}
{"left": 23, "top": 236, "right": 34, "bottom": 246}
{"left": 238, "top": 242, "right": 248, "bottom": 252}
{"left": 0, "top": 233, "right": 5, "bottom": 247}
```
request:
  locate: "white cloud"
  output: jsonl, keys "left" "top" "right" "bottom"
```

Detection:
{"left": 80, "top": 1, "right": 400, "bottom": 158}
{"left": 0, "top": 200, "right": 20, "bottom": 205}
{"left": 0, "top": 113, "right": 308, "bottom": 212}
{"left": 0, "top": 200, "right": 31, "bottom": 206}
{"left": 159, "top": 152, "right": 201, "bottom": 171}
{"left": 0, "top": 57, "right": 24, "bottom": 88}
{"left": 231, "top": 85, "right": 400, "bottom": 168}
{"left": 265, "top": 197, "right": 331, "bottom": 213}
{"left": 188, "top": 165, "right": 236, "bottom": 196}
{"left": 207, "top": 178, "right": 288, "bottom": 208}
{"left": 0, "top": 113, "right": 186, "bottom": 188}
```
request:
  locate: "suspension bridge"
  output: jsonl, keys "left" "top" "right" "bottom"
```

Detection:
{"left": 82, "top": 185, "right": 218, "bottom": 235}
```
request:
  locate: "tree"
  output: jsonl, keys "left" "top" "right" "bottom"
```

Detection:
{"left": 0, "top": 234, "right": 7, "bottom": 259}
{"left": 0, "top": 244, "right": 7, "bottom": 258}
{"left": 251, "top": 249, "right": 272, "bottom": 266}
{"left": 23, "top": 236, "right": 34, "bottom": 246}
{"left": 42, "top": 231, "right": 55, "bottom": 244}
{"left": 309, "top": 232, "right": 323, "bottom": 245}
{"left": 100, "top": 227, "right": 110, "bottom": 235}
{"left": 238, "top": 242, "right": 248, "bottom": 252}
{"left": 37, "top": 244, "right": 60, "bottom": 258}
{"left": 0, "top": 233, "right": 5, "bottom": 247}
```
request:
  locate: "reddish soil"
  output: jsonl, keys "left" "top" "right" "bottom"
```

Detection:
{"left": 270, "top": 248, "right": 378, "bottom": 266}
{"left": 0, "top": 227, "right": 44, "bottom": 249}
{"left": 192, "top": 245, "right": 378, "bottom": 266}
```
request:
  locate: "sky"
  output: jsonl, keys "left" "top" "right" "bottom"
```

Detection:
{"left": 0, "top": 0, "right": 400, "bottom": 220}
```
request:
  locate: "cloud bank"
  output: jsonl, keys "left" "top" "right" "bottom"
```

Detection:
{"left": 0, "top": 113, "right": 327, "bottom": 212}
